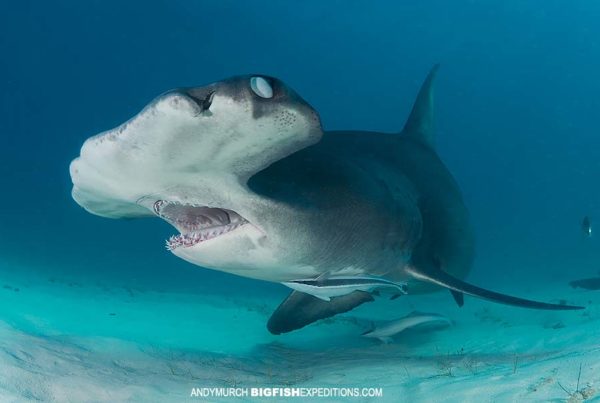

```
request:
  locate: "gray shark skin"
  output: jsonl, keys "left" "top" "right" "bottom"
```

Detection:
{"left": 69, "top": 68, "right": 582, "bottom": 337}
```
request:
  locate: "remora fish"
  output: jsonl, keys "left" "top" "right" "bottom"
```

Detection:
{"left": 362, "top": 311, "right": 452, "bottom": 343}
{"left": 282, "top": 275, "right": 408, "bottom": 301}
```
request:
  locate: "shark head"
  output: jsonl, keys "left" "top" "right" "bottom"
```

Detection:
{"left": 70, "top": 75, "right": 322, "bottom": 279}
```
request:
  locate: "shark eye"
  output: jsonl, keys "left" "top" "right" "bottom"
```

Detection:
{"left": 250, "top": 77, "right": 273, "bottom": 99}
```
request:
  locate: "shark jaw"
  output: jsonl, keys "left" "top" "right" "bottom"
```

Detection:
{"left": 153, "top": 200, "right": 251, "bottom": 250}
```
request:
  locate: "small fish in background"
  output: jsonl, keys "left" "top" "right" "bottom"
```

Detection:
{"left": 361, "top": 312, "right": 452, "bottom": 344}
{"left": 569, "top": 277, "right": 600, "bottom": 290}
{"left": 582, "top": 216, "right": 592, "bottom": 238}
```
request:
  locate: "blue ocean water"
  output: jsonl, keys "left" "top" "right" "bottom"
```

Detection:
{"left": 1, "top": 1, "right": 600, "bottom": 401}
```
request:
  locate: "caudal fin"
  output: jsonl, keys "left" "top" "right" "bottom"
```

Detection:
{"left": 406, "top": 266, "right": 583, "bottom": 311}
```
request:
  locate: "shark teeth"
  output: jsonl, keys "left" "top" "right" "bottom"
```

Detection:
{"left": 153, "top": 199, "right": 250, "bottom": 251}
{"left": 165, "top": 222, "right": 246, "bottom": 251}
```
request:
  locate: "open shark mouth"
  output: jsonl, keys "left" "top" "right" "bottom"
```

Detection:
{"left": 153, "top": 201, "right": 249, "bottom": 250}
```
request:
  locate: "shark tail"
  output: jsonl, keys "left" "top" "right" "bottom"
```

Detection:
{"left": 406, "top": 265, "right": 583, "bottom": 311}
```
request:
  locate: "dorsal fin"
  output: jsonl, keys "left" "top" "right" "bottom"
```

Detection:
{"left": 402, "top": 64, "right": 440, "bottom": 148}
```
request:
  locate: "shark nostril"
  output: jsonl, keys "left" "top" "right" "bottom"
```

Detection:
{"left": 201, "top": 91, "right": 215, "bottom": 111}
{"left": 184, "top": 89, "right": 215, "bottom": 112}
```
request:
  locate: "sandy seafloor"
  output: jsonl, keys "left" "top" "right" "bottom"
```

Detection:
{"left": 1, "top": 258, "right": 600, "bottom": 403}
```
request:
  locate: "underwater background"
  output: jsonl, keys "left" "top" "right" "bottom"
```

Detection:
{"left": 1, "top": 1, "right": 600, "bottom": 401}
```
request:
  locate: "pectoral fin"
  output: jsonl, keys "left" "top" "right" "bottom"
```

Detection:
{"left": 406, "top": 266, "right": 583, "bottom": 311}
{"left": 267, "top": 290, "right": 374, "bottom": 334}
